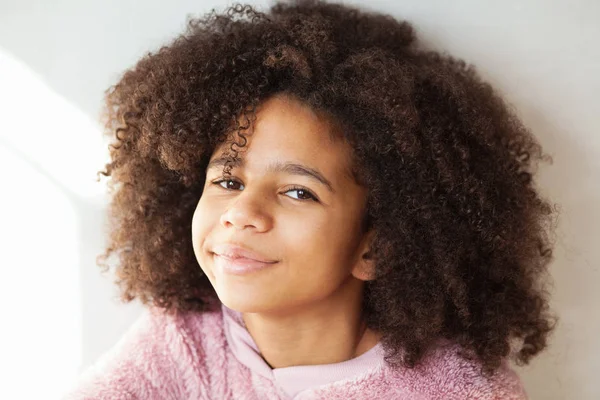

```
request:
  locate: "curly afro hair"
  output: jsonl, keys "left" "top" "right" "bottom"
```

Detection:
{"left": 97, "top": 0, "right": 559, "bottom": 375}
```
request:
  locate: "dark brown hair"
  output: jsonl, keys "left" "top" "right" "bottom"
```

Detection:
{"left": 97, "top": 0, "right": 559, "bottom": 375}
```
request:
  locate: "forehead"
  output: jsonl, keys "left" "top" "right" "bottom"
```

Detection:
{"left": 211, "top": 94, "right": 356, "bottom": 183}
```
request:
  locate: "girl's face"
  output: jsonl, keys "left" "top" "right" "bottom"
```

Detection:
{"left": 191, "top": 93, "right": 374, "bottom": 313}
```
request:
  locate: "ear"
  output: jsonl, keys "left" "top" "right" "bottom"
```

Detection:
{"left": 351, "top": 229, "right": 376, "bottom": 282}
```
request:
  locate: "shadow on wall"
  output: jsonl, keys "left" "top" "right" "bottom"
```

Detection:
{"left": 0, "top": 49, "right": 144, "bottom": 399}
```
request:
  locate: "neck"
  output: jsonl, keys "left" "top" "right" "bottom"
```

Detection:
{"left": 241, "top": 274, "right": 382, "bottom": 369}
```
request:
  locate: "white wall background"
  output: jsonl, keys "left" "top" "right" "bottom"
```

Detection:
{"left": 0, "top": 1, "right": 597, "bottom": 399}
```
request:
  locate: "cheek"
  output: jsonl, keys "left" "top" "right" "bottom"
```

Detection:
{"left": 282, "top": 212, "right": 329, "bottom": 250}
{"left": 285, "top": 215, "right": 352, "bottom": 279}
{"left": 191, "top": 198, "right": 219, "bottom": 274}
{"left": 293, "top": 210, "right": 353, "bottom": 250}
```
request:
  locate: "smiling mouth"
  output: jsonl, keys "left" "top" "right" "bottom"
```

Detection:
{"left": 213, "top": 254, "right": 278, "bottom": 275}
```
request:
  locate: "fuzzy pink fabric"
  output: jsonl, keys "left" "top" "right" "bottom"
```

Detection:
{"left": 62, "top": 302, "right": 529, "bottom": 399}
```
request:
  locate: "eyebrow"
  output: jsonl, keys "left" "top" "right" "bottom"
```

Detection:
{"left": 206, "top": 156, "right": 335, "bottom": 193}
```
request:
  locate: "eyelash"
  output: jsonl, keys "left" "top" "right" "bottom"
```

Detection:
{"left": 210, "top": 178, "right": 319, "bottom": 202}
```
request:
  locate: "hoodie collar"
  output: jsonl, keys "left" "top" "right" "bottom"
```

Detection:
{"left": 221, "top": 302, "right": 385, "bottom": 398}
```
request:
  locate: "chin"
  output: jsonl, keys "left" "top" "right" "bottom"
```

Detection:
{"left": 215, "top": 286, "right": 277, "bottom": 314}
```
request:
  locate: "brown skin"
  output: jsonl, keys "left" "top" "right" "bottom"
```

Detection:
{"left": 192, "top": 93, "right": 381, "bottom": 368}
{"left": 97, "top": 0, "right": 559, "bottom": 375}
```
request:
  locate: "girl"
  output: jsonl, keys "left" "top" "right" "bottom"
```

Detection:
{"left": 63, "top": 0, "right": 558, "bottom": 398}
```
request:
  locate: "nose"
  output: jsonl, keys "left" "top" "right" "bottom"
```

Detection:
{"left": 219, "top": 188, "right": 272, "bottom": 231}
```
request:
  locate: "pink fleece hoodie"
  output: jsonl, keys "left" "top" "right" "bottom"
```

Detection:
{"left": 62, "top": 301, "right": 528, "bottom": 399}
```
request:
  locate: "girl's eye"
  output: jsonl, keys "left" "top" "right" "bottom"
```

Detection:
{"left": 284, "top": 185, "right": 318, "bottom": 202}
{"left": 213, "top": 178, "right": 243, "bottom": 191}
{"left": 211, "top": 178, "right": 318, "bottom": 202}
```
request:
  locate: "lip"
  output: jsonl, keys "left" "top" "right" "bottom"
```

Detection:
{"left": 212, "top": 243, "right": 277, "bottom": 263}
{"left": 214, "top": 254, "right": 278, "bottom": 275}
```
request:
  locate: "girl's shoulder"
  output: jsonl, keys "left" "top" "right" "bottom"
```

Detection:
{"left": 62, "top": 304, "right": 227, "bottom": 400}
{"left": 382, "top": 340, "right": 529, "bottom": 400}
